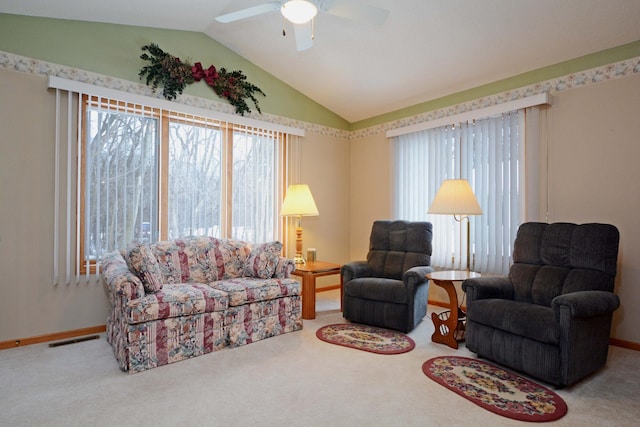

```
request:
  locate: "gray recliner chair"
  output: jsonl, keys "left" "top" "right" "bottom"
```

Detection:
{"left": 462, "top": 222, "right": 620, "bottom": 387}
{"left": 341, "top": 220, "right": 434, "bottom": 333}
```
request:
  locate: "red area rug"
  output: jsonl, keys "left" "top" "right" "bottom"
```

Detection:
{"left": 422, "top": 356, "right": 567, "bottom": 422}
{"left": 316, "top": 323, "right": 415, "bottom": 354}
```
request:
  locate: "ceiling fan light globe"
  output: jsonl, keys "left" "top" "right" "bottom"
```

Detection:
{"left": 281, "top": 0, "right": 318, "bottom": 24}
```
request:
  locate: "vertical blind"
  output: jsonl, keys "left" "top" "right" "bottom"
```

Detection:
{"left": 231, "top": 126, "right": 284, "bottom": 243}
{"left": 53, "top": 89, "right": 79, "bottom": 285}
{"left": 393, "top": 111, "right": 526, "bottom": 275}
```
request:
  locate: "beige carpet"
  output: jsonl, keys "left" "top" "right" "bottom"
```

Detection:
{"left": 1, "top": 289, "right": 638, "bottom": 427}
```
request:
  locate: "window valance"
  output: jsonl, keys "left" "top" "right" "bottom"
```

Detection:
{"left": 48, "top": 76, "right": 305, "bottom": 137}
{"left": 386, "top": 93, "right": 551, "bottom": 138}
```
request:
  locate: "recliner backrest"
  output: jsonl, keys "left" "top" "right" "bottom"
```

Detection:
{"left": 367, "top": 220, "right": 433, "bottom": 279}
{"left": 509, "top": 222, "right": 619, "bottom": 305}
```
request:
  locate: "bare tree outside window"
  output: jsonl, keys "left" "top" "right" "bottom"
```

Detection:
{"left": 80, "top": 97, "right": 286, "bottom": 271}
{"left": 168, "top": 122, "right": 222, "bottom": 238}
{"left": 85, "top": 107, "right": 158, "bottom": 261}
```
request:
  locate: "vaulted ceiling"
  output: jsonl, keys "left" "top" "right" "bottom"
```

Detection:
{"left": 2, "top": 0, "right": 639, "bottom": 122}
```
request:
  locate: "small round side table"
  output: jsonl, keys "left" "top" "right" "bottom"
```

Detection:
{"left": 427, "top": 270, "right": 481, "bottom": 349}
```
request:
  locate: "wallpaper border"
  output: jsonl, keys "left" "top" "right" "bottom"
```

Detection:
{"left": 2, "top": 50, "right": 639, "bottom": 140}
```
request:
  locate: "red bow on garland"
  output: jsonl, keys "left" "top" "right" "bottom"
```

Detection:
{"left": 191, "top": 62, "right": 219, "bottom": 85}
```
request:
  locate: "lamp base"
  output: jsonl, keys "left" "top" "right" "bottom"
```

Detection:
{"left": 293, "top": 222, "right": 306, "bottom": 265}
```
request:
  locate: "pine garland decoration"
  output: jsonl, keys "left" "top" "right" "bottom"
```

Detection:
{"left": 138, "top": 43, "right": 265, "bottom": 115}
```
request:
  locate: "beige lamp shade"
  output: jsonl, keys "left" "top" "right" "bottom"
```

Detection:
{"left": 281, "top": 184, "right": 318, "bottom": 265}
{"left": 281, "top": 184, "right": 319, "bottom": 217}
{"left": 428, "top": 179, "right": 482, "bottom": 216}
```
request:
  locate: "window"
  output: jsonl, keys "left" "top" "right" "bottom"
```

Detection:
{"left": 80, "top": 96, "right": 286, "bottom": 273}
{"left": 165, "top": 112, "right": 222, "bottom": 239}
{"left": 392, "top": 111, "right": 526, "bottom": 275}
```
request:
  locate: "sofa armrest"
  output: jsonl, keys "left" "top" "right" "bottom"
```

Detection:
{"left": 404, "top": 265, "right": 434, "bottom": 288}
{"left": 462, "top": 276, "right": 514, "bottom": 303}
{"left": 101, "top": 250, "right": 145, "bottom": 300}
{"left": 552, "top": 290, "right": 620, "bottom": 319}
{"left": 341, "top": 261, "right": 371, "bottom": 283}
{"left": 274, "top": 256, "right": 296, "bottom": 278}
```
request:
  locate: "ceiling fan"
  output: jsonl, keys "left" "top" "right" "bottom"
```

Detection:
{"left": 214, "top": 0, "right": 389, "bottom": 51}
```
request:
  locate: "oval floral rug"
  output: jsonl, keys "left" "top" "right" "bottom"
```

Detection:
{"left": 422, "top": 356, "right": 567, "bottom": 422}
{"left": 316, "top": 323, "right": 415, "bottom": 354}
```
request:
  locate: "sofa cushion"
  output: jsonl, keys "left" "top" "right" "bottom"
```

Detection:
{"left": 210, "top": 277, "right": 301, "bottom": 307}
{"left": 149, "top": 237, "right": 254, "bottom": 284}
{"left": 127, "top": 244, "right": 164, "bottom": 293}
{"left": 182, "top": 237, "right": 220, "bottom": 283}
{"left": 151, "top": 238, "right": 219, "bottom": 284}
{"left": 151, "top": 239, "right": 190, "bottom": 284}
{"left": 244, "top": 241, "right": 282, "bottom": 279}
{"left": 123, "top": 283, "right": 229, "bottom": 324}
{"left": 215, "top": 238, "right": 251, "bottom": 279}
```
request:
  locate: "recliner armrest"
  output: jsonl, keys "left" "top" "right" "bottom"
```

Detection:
{"left": 552, "top": 290, "right": 620, "bottom": 319}
{"left": 462, "top": 276, "right": 514, "bottom": 302}
{"left": 404, "top": 266, "right": 433, "bottom": 287}
{"left": 341, "top": 261, "right": 371, "bottom": 283}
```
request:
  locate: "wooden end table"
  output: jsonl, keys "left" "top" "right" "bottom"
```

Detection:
{"left": 291, "top": 261, "right": 342, "bottom": 320}
{"left": 427, "top": 270, "right": 481, "bottom": 349}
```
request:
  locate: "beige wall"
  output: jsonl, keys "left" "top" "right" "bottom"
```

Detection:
{"left": 348, "top": 134, "right": 393, "bottom": 260}
{"left": 0, "top": 69, "right": 110, "bottom": 341}
{"left": 545, "top": 73, "right": 640, "bottom": 341}
{"left": 297, "top": 132, "right": 351, "bottom": 266}
{"left": 289, "top": 131, "right": 351, "bottom": 288}
{"left": 349, "top": 73, "right": 640, "bottom": 344}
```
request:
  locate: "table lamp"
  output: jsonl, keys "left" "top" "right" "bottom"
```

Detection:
{"left": 428, "top": 179, "right": 482, "bottom": 271}
{"left": 281, "top": 184, "right": 319, "bottom": 264}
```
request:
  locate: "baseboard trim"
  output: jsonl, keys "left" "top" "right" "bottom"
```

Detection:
{"left": 609, "top": 337, "right": 640, "bottom": 351}
{"left": 2, "top": 318, "right": 638, "bottom": 352}
{"left": 0, "top": 325, "right": 106, "bottom": 350}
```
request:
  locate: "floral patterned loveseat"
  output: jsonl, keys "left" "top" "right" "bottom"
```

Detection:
{"left": 101, "top": 236, "right": 302, "bottom": 373}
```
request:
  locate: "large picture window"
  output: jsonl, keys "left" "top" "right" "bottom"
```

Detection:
{"left": 80, "top": 96, "right": 286, "bottom": 273}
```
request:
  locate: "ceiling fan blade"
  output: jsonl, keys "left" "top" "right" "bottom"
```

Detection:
{"left": 215, "top": 2, "right": 281, "bottom": 23}
{"left": 293, "top": 23, "right": 314, "bottom": 51}
{"left": 324, "top": 0, "right": 389, "bottom": 25}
